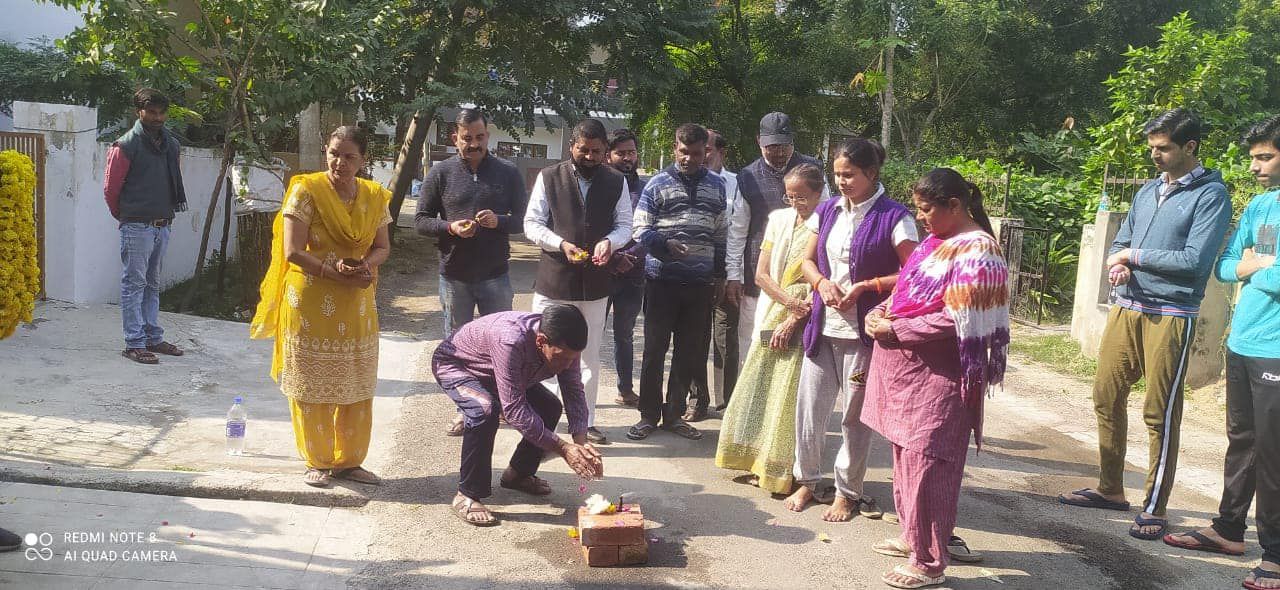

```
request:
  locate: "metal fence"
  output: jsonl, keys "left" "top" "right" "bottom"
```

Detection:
{"left": 999, "top": 221, "right": 1055, "bottom": 326}
{"left": 0, "top": 132, "right": 46, "bottom": 299}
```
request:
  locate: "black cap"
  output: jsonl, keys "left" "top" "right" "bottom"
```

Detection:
{"left": 758, "top": 112, "right": 794, "bottom": 146}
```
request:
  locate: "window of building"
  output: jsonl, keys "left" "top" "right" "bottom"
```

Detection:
{"left": 496, "top": 141, "right": 548, "bottom": 159}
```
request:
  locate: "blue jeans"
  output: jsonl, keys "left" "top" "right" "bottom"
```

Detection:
{"left": 439, "top": 273, "right": 514, "bottom": 339}
{"left": 120, "top": 222, "right": 170, "bottom": 349}
{"left": 608, "top": 278, "right": 645, "bottom": 393}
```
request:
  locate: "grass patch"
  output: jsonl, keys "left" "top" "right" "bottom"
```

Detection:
{"left": 169, "top": 465, "right": 200, "bottom": 472}
{"left": 1010, "top": 332, "right": 1146, "bottom": 391}
{"left": 160, "top": 250, "right": 258, "bottom": 323}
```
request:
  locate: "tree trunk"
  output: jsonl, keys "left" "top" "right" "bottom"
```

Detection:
{"left": 385, "top": 109, "right": 434, "bottom": 239}
{"left": 215, "top": 178, "right": 233, "bottom": 296}
{"left": 880, "top": 2, "right": 897, "bottom": 151}
{"left": 180, "top": 138, "right": 236, "bottom": 313}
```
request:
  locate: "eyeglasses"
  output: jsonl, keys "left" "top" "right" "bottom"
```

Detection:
{"left": 783, "top": 193, "right": 817, "bottom": 204}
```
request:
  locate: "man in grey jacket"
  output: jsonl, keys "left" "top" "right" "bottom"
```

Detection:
{"left": 1059, "top": 108, "right": 1232, "bottom": 543}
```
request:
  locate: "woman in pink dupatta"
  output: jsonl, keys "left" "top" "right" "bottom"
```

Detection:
{"left": 862, "top": 168, "right": 1010, "bottom": 589}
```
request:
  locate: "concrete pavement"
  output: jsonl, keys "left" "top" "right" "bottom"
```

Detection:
{"left": 0, "top": 301, "right": 430, "bottom": 506}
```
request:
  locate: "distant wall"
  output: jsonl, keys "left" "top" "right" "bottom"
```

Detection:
{"left": 13, "top": 101, "right": 237, "bottom": 304}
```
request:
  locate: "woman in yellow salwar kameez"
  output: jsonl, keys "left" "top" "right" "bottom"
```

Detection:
{"left": 252, "top": 126, "right": 391, "bottom": 488}
{"left": 714, "top": 164, "right": 821, "bottom": 494}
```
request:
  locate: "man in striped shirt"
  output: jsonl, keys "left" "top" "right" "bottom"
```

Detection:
{"left": 627, "top": 123, "right": 728, "bottom": 441}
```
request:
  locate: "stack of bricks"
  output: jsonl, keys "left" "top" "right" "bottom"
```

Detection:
{"left": 577, "top": 503, "right": 648, "bottom": 567}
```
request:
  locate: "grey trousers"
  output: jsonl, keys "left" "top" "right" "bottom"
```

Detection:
{"left": 793, "top": 335, "right": 874, "bottom": 500}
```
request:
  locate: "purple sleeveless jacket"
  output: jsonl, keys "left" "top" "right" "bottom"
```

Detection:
{"left": 802, "top": 193, "right": 911, "bottom": 355}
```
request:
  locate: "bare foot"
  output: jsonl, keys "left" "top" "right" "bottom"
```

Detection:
{"left": 823, "top": 496, "right": 855, "bottom": 522}
{"left": 783, "top": 486, "right": 815, "bottom": 512}
{"left": 1246, "top": 561, "right": 1280, "bottom": 589}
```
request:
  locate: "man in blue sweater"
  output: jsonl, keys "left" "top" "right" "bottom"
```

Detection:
{"left": 627, "top": 123, "right": 728, "bottom": 441}
{"left": 1059, "top": 108, "right": 1232, "bottom": 542}
{"left": 1164, "top": 115, "right": 1280, "bottom": 590}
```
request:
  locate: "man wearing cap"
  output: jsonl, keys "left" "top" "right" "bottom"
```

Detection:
{"left": 698, "top": 112, "right": 827, "bottom": 422}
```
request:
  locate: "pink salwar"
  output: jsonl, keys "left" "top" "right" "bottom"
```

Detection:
{"left": 863, "top": 308, "right": 974, "bottom": 577}
{"left": 891, "top": 444, "right": 967, "bottom": 575}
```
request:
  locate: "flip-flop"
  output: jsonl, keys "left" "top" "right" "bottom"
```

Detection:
{"left": 882, "top": 564, "right": 946, "bottom": 589}
{"left": 1129, "top": 514, "right": 1168, "bottom": 541}
{"left": 856, "top": 497, "right": 883, "bottom": 519}
{"left": 1244, "top": 566, "right": 1280, "bottom": 590}
{"left": 1162, "top": 530, "right": 1245, "bottom": 556}
{"left": 873, "top": 538, "right": 911, "bottom": 558}
{"left": 948, "top": 536, "right": 984, "bottom": 563}
{"left": 452, "top": 496, "right": 499, "bottom": 527}
{"left": 1058, "top": 488, "right": 1131, "bottom": 511}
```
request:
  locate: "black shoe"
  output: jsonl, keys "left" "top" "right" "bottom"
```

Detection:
{"left": 0, "top": 527, "right": 21, "bottom": 552}
{"left": 586, "top": 427, "right": 608, "bottom": 444}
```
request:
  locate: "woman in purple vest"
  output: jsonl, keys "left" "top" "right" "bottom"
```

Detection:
{"left": 785, "top": 138, "right": 919, "bottom": 522}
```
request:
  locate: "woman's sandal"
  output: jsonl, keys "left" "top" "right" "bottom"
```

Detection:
{"left": 452, "top": 496, "right": 499, "bottom": 527}
{"left": 873, "top": 538, "right": 912, "bottom": 558}
{"left": 499, "top": 474, "right": 552, "bottom": 496}
{"left": 303, "top": 468, "right": 331, "bottom": 488}
{"left": 947, "top": 535, "right": 984, "bottom": 563}
{"left": 882, "top": 564, "right": 946, "bottom": 589}
{"left": 855, "top": 497, "right": 884, "bottom": 519}
{"left": 333, "top": 466, "right": 382, "bottom": 485}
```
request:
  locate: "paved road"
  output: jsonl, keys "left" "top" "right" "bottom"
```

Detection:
{"left": 0, "top": 214, "right": 1254, "bottom": 589}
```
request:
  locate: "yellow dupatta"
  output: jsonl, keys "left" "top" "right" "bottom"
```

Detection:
{"left": 250, "top": 172, "right": 389, "bottom": 380}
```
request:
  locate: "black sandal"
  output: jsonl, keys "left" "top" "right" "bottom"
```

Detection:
{"left": 626, "top": 422, "right": 657, "bottom": 440}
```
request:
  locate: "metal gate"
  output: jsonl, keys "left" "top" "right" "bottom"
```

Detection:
{"left": 0, "top": 132, "right": 46, "bottom": 299}
{"left": 999, "top": 221, "right": 1054, "bottom": 326}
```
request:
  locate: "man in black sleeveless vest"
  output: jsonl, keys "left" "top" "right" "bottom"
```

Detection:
{"left": 523, "top": 119, "right": 634, "bottom": 444}
{"left": 704, "top": 112, "right": 827, "bottom": 419}
{"left": 104, "top": 88, "right": 188, "bottom": 365}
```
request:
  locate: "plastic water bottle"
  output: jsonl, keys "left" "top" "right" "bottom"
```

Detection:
{"left": 1097, "top": 189, "right": 1110, "bottom": 213}
{"left": 226, "top": 396, "right": 246, "bottom": 456}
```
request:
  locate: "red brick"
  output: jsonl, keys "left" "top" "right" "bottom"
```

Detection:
{"left": 578, "top": 505, "right": 645, "bottom": 547}
{"left": 618, "top": 543, "right": 649, "bottom": 566}
{"left": 581, "top": 544, "right": 619, "bottom": 567}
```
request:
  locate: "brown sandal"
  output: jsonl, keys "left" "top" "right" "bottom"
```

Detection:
{"left": 146, "top": 341, "right": 184, "bottom": 356}
{"left": 334, "top": 466, "right": 382, "bottom": 485}
{"left": 499, "top": 474, "right": 552, "bottom": 496}
{"left": 452, "top": 495, "right": 499, "bottom": 527}
{"left": 122, "top": 348, "right": 159, "bottom": 364}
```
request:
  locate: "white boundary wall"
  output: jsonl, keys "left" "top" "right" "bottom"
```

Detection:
{"left": 13, "top": 101, "right": 237, "bottom": 304}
